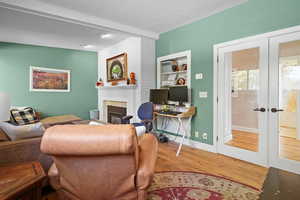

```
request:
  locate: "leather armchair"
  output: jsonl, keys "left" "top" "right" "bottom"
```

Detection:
{"left": 41, "top": 124, "right": 158, "bottom": 200}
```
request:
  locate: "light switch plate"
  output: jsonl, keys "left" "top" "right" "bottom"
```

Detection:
{"left": 195, "top": 73, "right": 203, "bottom": 80}
{"left": 199, "top": 91, "right": 208, "bottom": 98}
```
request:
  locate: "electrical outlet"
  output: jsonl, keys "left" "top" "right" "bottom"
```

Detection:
{"left": 202, "top": 133, "right": 208, "bottom": 140}
{"left": 199, "top": 91, "right": 208, "bottom": 98}
{"left": 195, "top": 131, "right": 199, "bottom": 137}
{"left": 195, "top": 73, "right": 203, "bottom": 80}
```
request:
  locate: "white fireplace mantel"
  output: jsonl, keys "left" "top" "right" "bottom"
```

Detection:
{"left": 97, "top": 85, "right": 137, "bottom": 89}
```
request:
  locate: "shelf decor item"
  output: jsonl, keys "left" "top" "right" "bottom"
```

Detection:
{"left": 129, "top": 72, "right": 136, "bottom": 85}
{"left": 106, "top": 53, "right": 128, "bottom": 82}
{"left": 127, "top": 78, "right": 130, "bottom": 85}
{"left": 111, "top": 81, "right": 118, "bottom": 86}
{"left": 30, "top": 66, "right": 70, "bottom": 92}
{"left": 171, "top": 60, "right": 178, "bottom": 72}
{"left": 176, "top": 77, "right": 186, "bottom": 85}
{"left": 96, "top": 78, "right": 104, "bottom": 87}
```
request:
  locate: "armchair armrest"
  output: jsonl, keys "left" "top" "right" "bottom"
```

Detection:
{"left": 136, "top": 134, "right": 158, "bottom": 190}
{"left": 121, "top": 115, "right": 133, "bottom": 124}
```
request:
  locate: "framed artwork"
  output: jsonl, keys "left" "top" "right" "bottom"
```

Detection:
{"left": 30, "top": 66, "right": 70, "bottom": 92}
{"left": 106, "top": 53, "right": 128, "bottom": 82}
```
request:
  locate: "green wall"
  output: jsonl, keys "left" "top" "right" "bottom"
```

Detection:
{"left": 156, "top": 0, "right": 300, "bottom": 145}
{"left": 0, "top": 42, "right": 98, "bottom": 119}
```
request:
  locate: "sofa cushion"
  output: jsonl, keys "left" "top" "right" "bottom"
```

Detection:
{"left": 0, "top": 122, "right": 45, "bottom": 141}
{"left": 10, "top": 107, "right": 39, "bottom": 125}
{"left": 0, "top": 128, "right": 10, "bottom": 142}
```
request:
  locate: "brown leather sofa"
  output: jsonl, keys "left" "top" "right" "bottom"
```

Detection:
{"left": 41, "top": 124, "right": 158, "bottom": 200}
{"left": 0, "top": 124, "right": 52, "bottom": 172}
{"left": 0, "top": 115, "right": 82, "bottom": 172}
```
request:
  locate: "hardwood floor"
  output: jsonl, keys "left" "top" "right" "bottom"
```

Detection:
{"left": 226, "top": 130, "right": 300, "bottom": 162}
{"left": 226, "top": 130, "right": 258, "bottom": 152}
{"left": 43, "top": 141, "right": 268, "bottom": 199}
{"left": 156, "top": 142, "right": 267, "bottom": 189}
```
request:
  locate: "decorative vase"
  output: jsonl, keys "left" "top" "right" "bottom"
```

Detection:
{"left": 111, "top": 81, "right": 118, "bottom": 86}
{"left": 176, "top": 78, "right": 186, "bottom": 85}
{"left": 96, "top": 78, "right": 104, "bottom": 87}
{"left": 171, "top": 61, "right": 178, "bottom": 72}
{"left": 129, "top": 72, "right": 136, "bottom": 85}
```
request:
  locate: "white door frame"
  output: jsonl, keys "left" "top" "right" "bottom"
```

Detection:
{"left": 269, "top": 31, "right": 300, "bottom": 174}
{"left": 213, "top": 25, "right": 300, "bottom": 169}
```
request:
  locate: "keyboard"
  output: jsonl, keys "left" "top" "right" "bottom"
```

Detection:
{"left": 157, "top": 110, "right": 182, "bottom": 115}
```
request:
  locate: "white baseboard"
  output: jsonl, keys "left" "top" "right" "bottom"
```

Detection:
{"left": 167, "top": 134, "right": 217, "bottom": 153}
{"left": 224, "top": 134, "right": 233, "bottom": 143}
{"left": 232, "top": 125, "right": 258, "bottom": 134}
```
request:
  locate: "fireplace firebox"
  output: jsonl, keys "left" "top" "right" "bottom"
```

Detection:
{"left": 107, "top": 105, "right": 127, "bottom": 124}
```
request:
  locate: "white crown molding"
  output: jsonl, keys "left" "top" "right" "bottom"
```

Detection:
{"left": 0, "top": 2, "right": 159, "bottom": 40}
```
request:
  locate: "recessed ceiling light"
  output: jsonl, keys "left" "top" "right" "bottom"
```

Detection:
{"left": 101, "top": 34, "right": 113, "bottom": 39}
{"left": 81, "top": 44, "right": 95, "bottom": 49}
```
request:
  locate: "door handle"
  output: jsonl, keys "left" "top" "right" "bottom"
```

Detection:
{"left": 253, "top": 108, "right": 266, "bottom": 112}
{"left": 271, "top": 108, "right": 284, "bottom": 113}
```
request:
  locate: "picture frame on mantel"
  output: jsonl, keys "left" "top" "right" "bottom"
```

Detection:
{"left": 30, "top": 66, "right": 71, "bottom": 92}
{"left": 106, "top": 53, "right": 128, "bottom": 82}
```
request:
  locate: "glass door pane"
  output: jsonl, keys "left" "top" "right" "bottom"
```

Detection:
{"left": 226, "top": 48, "right": 260, "bottom": 152}
{"left": 278, "top": 40, "right": 300, "bottom": 162}
{"left": 217, "top": 39, "right": 268, "bottom": 166}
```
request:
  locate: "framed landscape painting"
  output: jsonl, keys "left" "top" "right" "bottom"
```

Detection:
{"left": 106, "top": 53, "right": 128, "bottom": 82}
{"left": 30, "top": 66, "right": 70, "bottom": 92}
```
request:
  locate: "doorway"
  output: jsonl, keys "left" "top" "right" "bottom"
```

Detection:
{"left": 215, "top": 26, "right": 300, "bottom": 174}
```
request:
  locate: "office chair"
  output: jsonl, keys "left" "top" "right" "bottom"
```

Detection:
{"left": 122, "top": 102, "right": 154, "bottom": 133}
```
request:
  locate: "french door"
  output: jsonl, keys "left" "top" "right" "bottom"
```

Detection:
{"left": 217, "top": 39, "right": 269, "bottom": 166}
{"left": 217, "top": 30, "right": 300, "bottom": 173}
{"left": 269, "top": 32, "right": 300, "bottom": 174}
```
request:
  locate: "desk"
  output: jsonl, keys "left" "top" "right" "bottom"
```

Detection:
{"left": 154, "top": 106, "right": 196, "bottom": 156}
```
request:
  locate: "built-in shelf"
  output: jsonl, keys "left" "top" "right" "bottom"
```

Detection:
{"left": 96, "top": 84, "right": 137, "bottom": 89}
{"left": 161, "top": 56, "right": 188, "bottom": 63}
{"left": 157, "top": 50, "right": 191, "bottom": 88}
{"left": 161, "top": 71, "right": 187, "bottom": 75}
{"left": 161, "top": 85, "right": 187, "bottom": 88}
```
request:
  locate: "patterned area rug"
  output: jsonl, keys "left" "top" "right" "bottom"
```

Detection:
{"left": 147, "top": 171, "right": 260, "bottom": 200}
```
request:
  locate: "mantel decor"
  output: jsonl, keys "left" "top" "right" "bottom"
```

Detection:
{"left": 106, "top": 53, "right": 128, "bottom": 82}
{"left": 30, "top": 66, "right": 70, "bottom": 92}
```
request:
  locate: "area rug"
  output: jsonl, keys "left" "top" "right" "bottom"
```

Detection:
{"left": 147, "top": 171, "right": 260, "bottom": 200}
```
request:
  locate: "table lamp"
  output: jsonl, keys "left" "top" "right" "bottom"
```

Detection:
{"left": 0, "top": 93, "right": 11, "bottom": 121}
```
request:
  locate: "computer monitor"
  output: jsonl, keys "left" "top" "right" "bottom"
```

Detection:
{"left": 150, "top": 89, "right": 169, "bottom": 105}
{"left": 168, "top": 86, "right": 188, "bottom": 105}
